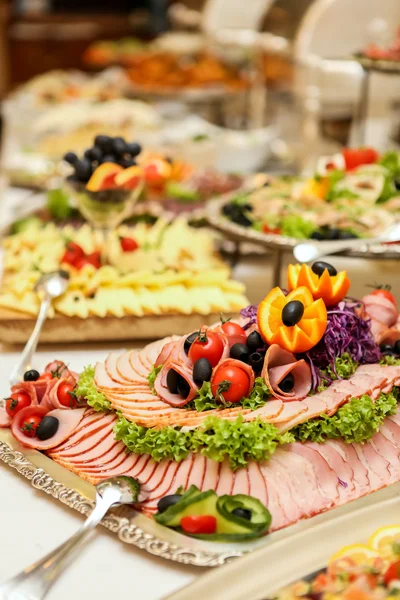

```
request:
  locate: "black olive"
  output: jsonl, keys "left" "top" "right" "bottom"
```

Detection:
{"left": 126, "top": 142, "right": 142, "bottom": 157}
{"left": 395, "top": 179, "right": 400, "bottom": 192}
{"left": 118, "top": 158, "right": 136, "bottom": 169}
{"left": 184, "top": 332, "right": 197, "bottom": 355}
{"left": 282, "top": 301, "right": 304, "bottom": 327}
{"left": 74, "top": 159, "right": 93, "bottom": 182}
{"left": 325, "top": 227, "right": 340, "bottom": 240}
{"left": 23, "top": 369, "right": 40, "bottom": 382}
{"left": 64, "top": 151, "right": 78, "bottom": 165}
{"left": 279, "top": 373, "right": 295, "bottom": 393}
{"left": 157, "top": 494, "right": 182, "bottom": 514}
{"left": 249, "top": 352, "right": 264, "bottom": 372}
{"left": 113, "top": 137, "right": 128, "bottom": 156}
{"left": 380, "top": 343, "right": 393, "bottom": 353}
{"left": 36, "top": 416, "right": 59, "bottom": 441}
{"left": 84, "top": 146, "right": 103, "bottom": 162}
{"left": 230, "top": 343, "right": 250, "bottom": 363}
{"left": 222, "top": 203, "right": 234, "bottom": 217}
{"left": 193, "top": 358, "right": 212, "bottom": 385}
{"left": 310, "top": 230, "right": 325, "bottom": 240}
{"left": 94, "top": 135, "right": 113, "bottom": 153}
{"left": 337, "top": 230, "right": 358, "bottom": 240}
{"left": 232, "top": 507, "right": 252, "bottom": 520}
{"left": 232, "top": 213, "right": 253, "bottom": 227}
{"left": 177, "top": 377, "right": 190, "bottom": 399}
{"left": 394, "top": 340, "right": 400, "bottom": 354}
{"left": 246, "top": 331, "right": 263, "bottom": 352}
{"left": 101, "top": 154, "right": 117, "bottom": 164}
{"left": 311, "top": 261, "right": 338, "bottom": 277}
{"left": 166, "top": 369, "right": 179, "bottom": 394}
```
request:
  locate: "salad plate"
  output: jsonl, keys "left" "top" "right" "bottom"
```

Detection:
{"left": 1, "top": 263, "right": 400, "bottom": 565}
{"left": 206, "top": 147, "right": 400, "bottom": 259}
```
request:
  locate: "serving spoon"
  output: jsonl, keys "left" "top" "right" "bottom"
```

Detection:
{"left": 0, "top": 476, "right": 140, "bottom": 600}
{"left": 8, "top": 270, "right": 69, "bottom": 387}
{"left": 293, "top": 223, "right": 400, "bottom": 263}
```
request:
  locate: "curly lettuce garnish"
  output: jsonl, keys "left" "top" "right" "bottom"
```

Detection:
{"left": 186, "top": 377, "right": 269, "bottom": 412}
{"left": 147, "top": 364, "right": 162, "bottom": 394}
{"left": 75, "top": 365, "right": 111, "bottom": 412}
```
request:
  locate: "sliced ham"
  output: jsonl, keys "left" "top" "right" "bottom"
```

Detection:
{"left": 45, "top": 360, "right": 78, "bottom": 383}
{"left": 41, "top": 378, "right": 86, "bottom": 411}
{"left": 262, "top": 344, "right": 312, "bottom": 401}
{"left": 0, "top": 407, "right": 11, "bottom": 428}
{"left": 12, "top": 406, "right": 86, "bottom": 450}
{"left": 9, "top": 381, "right": 38, "bottom": 406}
{"left": 362, "top": 293, "right": 398, "bottom": 328}
{"left": 212, "top": 358, "right": 255, "bottom": 397}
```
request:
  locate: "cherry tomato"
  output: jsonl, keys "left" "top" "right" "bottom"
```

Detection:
{"left": 189, "top": 330, "right": 224, "bottom": 367}
{"left": 66, "top": 241, "right": 84, "bottom": 260}
{"left": 57, "top": 381, "right": 78, "bottom": 408}
{"left": 5, "top": 391, "right": 31, "bottom": 417}
{"left": 384, "top": 560, "right": 400, "bottom": 586}
{"left": 221, "top": 321, "right": 246, "bottom": 339}
{"left": 342, "top": 147, "right": 379, "bottom": 171}
{"left": 262, "top": 224, "right": 280, "bottom": 234}
{"left": 180, "top": 515, "right": 217, "bottom": 535}
{"left": 61, "top": 249, "right": 77, "bottom": 266}
{"left": 211, "top": 365, "right": 250, "bottom": 403}
{"left": 75, "top": 252, "right": 101, "bottom": 270}
{"left": 38, "top": 372, "right": 54, "bottom": 382}
{"left": 20, "top": 415, "right": 42, "bottom": 438}
{"left": 370, "top": 288, "right": 397, "bottom": 307}
{"left": 120, "top": 237, "right": 139, "bottom": 252}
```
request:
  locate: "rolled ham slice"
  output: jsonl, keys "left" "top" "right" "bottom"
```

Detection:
{"left": 44, "top": 360, "right": 79, "bottom": 383}
{"left": 362, "top": 293, "right": 398, "bottom": 328}
{"left": 11, "top": 406, "right": 86, "bottom": 450}
{"left": 154, "top": 363, "right": 198, "bottom": 407}
{"left": 262, "top": 344, "right": 312, "bottom": 401}
{"left": 41, "top": 378, "right": 84, "bottom": 411}
{"left": 0, "top": 407, "right": 11, "bottom": 428}
{"left": 211, "top": 358, "right": 255, "bottom": 397}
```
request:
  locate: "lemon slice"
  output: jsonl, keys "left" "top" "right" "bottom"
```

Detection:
{"left": 369, "top": 525, "right": 400, "bottom": 560}
{"left": 329, "top": 544, "right": 380, "bottom": 566}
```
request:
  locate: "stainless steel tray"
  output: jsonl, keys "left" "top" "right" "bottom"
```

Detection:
{"left": 206, "top": 195, "right": 400, "bottom": 259}
{"left": 1, "top": 426, "right": 400, "bottom": 569}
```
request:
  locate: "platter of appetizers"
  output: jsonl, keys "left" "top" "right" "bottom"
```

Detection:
{"left": 1, "top": 263, "right": 400, "bottom": 565}
{"left": 207, "top": 147, "right": 400, "bottom": 257}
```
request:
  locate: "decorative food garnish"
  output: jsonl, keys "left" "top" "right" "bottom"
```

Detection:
{"left": 36, "top": 415, "right": 59, "bottom": 441}
{"left": 287, "top": 262, "right": 350, "bottom": 307}
{"left": 120, "top": 236, "right": 139, "bottom": 252}
{"left": 211, "top": 359, "right": 253, "bottom": 403}
{"left": 23, "top": 369, "right": 40, "bottom": 382}
{"left": 5, "top": 391, "right": 31, "bottom": 417}
{"left": 188, "top": 330, "right": 225, "bottom": 368}
{"left": 154, "top": 485, "right": 271, "bottom": 541}
{"left": 257, "top": 286, "right": 328, "bottom": 353}
{"left": 192, "top": 358, "right": 212, "bottom": 386}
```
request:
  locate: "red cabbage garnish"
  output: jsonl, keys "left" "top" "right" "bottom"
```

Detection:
{"left": 304, "top": 301, "right": 380, "bottom": 390}
{"left": 240, "top": 304, "right": 258, "bottom": 330}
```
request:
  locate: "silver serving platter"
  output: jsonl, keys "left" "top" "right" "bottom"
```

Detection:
{"left": 354, "top": 55, "right": 400, "bottom": 75}
{"left": 1, "top": 426, "right": 400, "bottom": 569}
{"left": 206, "top": 195, "right": 400, "bottom": 258}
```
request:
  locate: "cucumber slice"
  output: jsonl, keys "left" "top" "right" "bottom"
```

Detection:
{"left": 154, "top": 486, "right": 217, "bottom": 527}
{"left": 216, "top": 495, "right": 271, "bottom": 535}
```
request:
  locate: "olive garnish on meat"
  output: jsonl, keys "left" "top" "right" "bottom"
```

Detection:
{"left": 24, "top": 369, "right": 40, "bottom": 382}
{"left": 193, "top": 358, "right": 212, "bottom": 385}
{"left": 395, "top": 340, "right": 400, "bottom": 354}
{"left": 36, "top": 416, "right": 59, "bottom": 441}
{"left": 232, "top": 507, "right": 252, "bottom": 520}
{"left": 282, "top": 301, "right": 304, "bottom": 327}
{"left": 230, "top": 343, "right": 250, "bottom": 363}
{"left": 184, "top": 332, "right": 197, "bottom": 355}
{"left": 157, "top": 494, "right": 183, "bottom": 514}
{"left": 380, "top": 343, "right": 394, "bottom": 354}
{"left": 311, "top": 261, "right": 337, "bottom": 277}
{"left": 249, "top": 352, "right": 264, "bottom": 373}
{"left": 166, "top": 369, "right": 180, "bottom": 394}
{"left": 177, "top": 378, "right": 190, "bottom": 399}
{"left": 246, "top": 331, "right": 263, "bottom": 352}
{"left": 279, "top": 373, "right": 295, "bottom": 393}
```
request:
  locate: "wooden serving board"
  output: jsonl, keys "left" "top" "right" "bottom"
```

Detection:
{"left": 0, "top": 308, "right": 237, "bottom": 344}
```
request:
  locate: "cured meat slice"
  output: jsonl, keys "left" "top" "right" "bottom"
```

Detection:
{"left": 0, "top": 407, "right": 11, "bottom": 428}
{"left": 289, "top": 443, "right": 338, "bottom": 506}
{"left": 41, "top": 378, "right": 86, "bottom": 412}
{"left": 357, "top": 442, "right": 391, "bottom": 486}
{"left": 185, "top": 454, "right": 207, "bottom": 491}
{"left": 261, "top": 455, "right": 303, "bottom": 523}
{"left": 328, "top": 440, "right": 370, "bottom": 497}
{"left": 215, "top": 460, "right": 235, "bottom": 496}
{"left": 9, "top": 382, "right": 38, "bottom": 407}
{"left": 247, "top": 461, "right": 268, "bottom": 506}
{"left": 154, "top": 364, "right": 198, "bottom": 407}
{"left": 370, "top": 432, "right": 400, "bottom": 479}
{"left": 362, "top": 293, "right": 398, "bottom": 328}
{"left": 50, "top": 413, "right": 116, "bottom": 456}
{"left": 266, "top": 401, "right": 307, "bottom": 424}
{"left": 116, "top": 352, "right": 146, "bottom": 384}
{"left": 243, "top": 400, "right": 283, "bottom": 422}
{"left": 277, "top": 397, "right": 327, "bottom": 431}
{"left": 315, "top": 389, "right": 350, "bottom": 416}
{"left": 94, "top": 362, "right": 139, "bottom": 392}
{"left": 45, "top": 361, "right": 78, "bottom": 382}
{"left": 154, "top": 340, "right": 177, "bottom": 367}
{"left": 12, "top": 406, "right": 86, "bottom": 450}
{"left": 308, "top": 442, "right": 356, "bottom": 502}
{"left": 262, "top": 345, "right": 312, "bottom": 401}
{"left": 231, "top": 465, "right": 250, "bottom": 497}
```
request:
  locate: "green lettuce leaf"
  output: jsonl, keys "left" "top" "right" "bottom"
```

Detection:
{"left": 147, "top": 364, "right": 162, "bottom": 394}
{"left": 317, "top": 353, "right": 359, "bottom": 392}
{"left": 380, "top": 355, "right": 400, "bottom": 366}
{"left": 186, "top": 377, "right": 270, "bottom": 412}
{"left": 280, "top": 215, "right": 316, "bottom": 239}
{"left": 291, "top": 391, "right": 398, "bottom": 444}
{"left": 75, "top": 365, "right": 111, "bottom": 412}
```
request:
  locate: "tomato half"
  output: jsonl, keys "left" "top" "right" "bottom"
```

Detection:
{"left": 120, "top": 237, "right": 139, "bottom": 252}
{"left": 384, "top": 560, "right": 400, "bottom": 586}
{"left": 189, "top": 331, "right": 224, "bottom": 367}
{"left": 342, "top": 147, "right": 379, "bottom": 171}
{"left": 180, "top": 515, "right": 217, "bottom": 535}
{"left": 5, "top": 391, "right": 31, "bottom": 417}
{"left": 57, "top": 382, "right": 78, "bottom": 408}
{"left": 20, "top": 415, "right": 42, "bottom": 438}
{"left": 221, "top": 321, "right": 246, "bottom": 339}
{"left": 370, "top": 288, "right": 397, "bottom": 307}
{"left": 211, "top": 365, "right": 250, "bottom": 403}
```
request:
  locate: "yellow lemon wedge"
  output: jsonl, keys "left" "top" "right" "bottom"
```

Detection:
{"left": 329, "top": 544, "right": 380, "bottom": 566}
{"left": 369, "top": 525, "right": 400, "bottom": 560}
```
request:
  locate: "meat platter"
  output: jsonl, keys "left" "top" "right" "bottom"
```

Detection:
{"left": 1, "top": 261, "right": 400, "bottom": 565}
